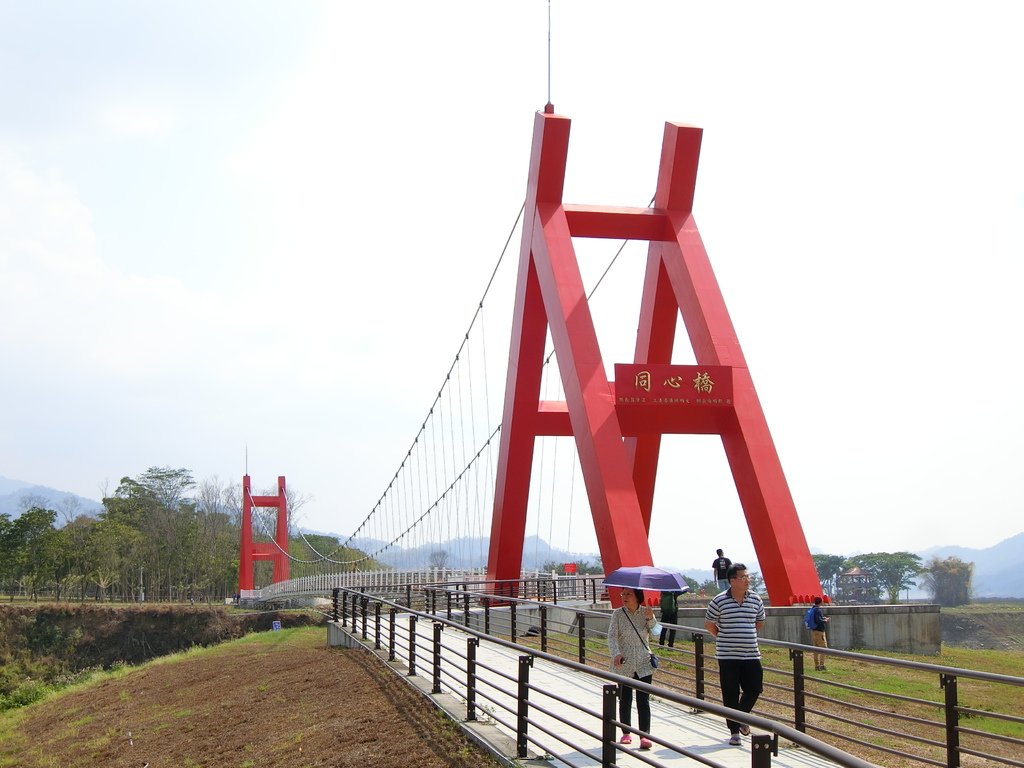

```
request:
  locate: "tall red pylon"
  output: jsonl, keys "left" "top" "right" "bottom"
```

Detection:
{"left": 239, "top": 475, "right": 290, "bottom": 591}
{"left": 486, "top": 111, "right": 822, "bottom": 606}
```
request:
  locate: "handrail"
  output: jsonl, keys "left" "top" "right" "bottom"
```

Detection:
{"left": 336, "top": 584, "right": 884, "bottom": 768}
{"left": 431, "top": 581, "right": 1024, "bottom": 688}
{"left": 321, "top": 577, "right": 1023, "bottom": 767}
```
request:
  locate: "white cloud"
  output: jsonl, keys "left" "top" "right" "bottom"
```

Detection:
{"left": 97, "top": 101, "right": 175, "bottom": 139}
{"left": 1, "top": 2, "right": 1022, "bottom": 570}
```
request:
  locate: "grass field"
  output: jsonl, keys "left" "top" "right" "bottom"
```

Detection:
{"left": 0, "top": 626, "right": 503, "bottom": 768}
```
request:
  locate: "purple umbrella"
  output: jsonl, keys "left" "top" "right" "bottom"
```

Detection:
{"left": 602, "top": 566, "right": 690, "bottom": 593}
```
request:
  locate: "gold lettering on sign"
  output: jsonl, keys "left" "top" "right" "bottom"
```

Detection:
{"left": 636, "top": 371, "right": 651, "bottom": 392}
{"left": 664, "top": 375, "right": 683, "bottom": 388}
{"left": 693, "top": 372, "right": 714, "bottom": 393}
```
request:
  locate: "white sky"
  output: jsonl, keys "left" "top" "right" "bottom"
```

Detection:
{"left": 2, "top": 1, "right": 1021, "bottom": 572}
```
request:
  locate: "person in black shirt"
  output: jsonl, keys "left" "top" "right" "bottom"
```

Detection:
{"left": 712, "top": 549, "right": 732, "bottom": 591}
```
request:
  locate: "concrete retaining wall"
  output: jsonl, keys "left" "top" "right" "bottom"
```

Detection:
{"left": 470, "top": 602, "right": 942, "bottom": 655}
{"left": 674, "top": 603, "right": 941, "bottom": 655}
{"left": 332, "top": 600, "right": 942, "bottom": 655}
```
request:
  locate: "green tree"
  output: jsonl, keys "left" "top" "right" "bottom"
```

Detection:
{"left": 847, "top": 552, "right": 923, "bottom": 604}
{"left": 698, "top": 579, "right": 720, "bottom": 595}
{"left": 10, "top": 507, "right": 62, "bottom": 601}
{"left": 102, "top": 468, "right": 199, "bottom": 601}
{"left": 921, "top": 556, "right": 973, "bottom": 606}
{"left": 0, "top": 513, "right": 13, "bottom": 598}
{"left": 812, "top": 554, "right": 847, "bottom": 597}
{"left": 49, "top": 524, "right": 81, "bottom": 601}
{"left": 85, "top": 518, "right": 141, "bottom": 601}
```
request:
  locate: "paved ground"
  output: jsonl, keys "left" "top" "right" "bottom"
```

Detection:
{"left": 333, "top": 614, "right": 848, "bottom": 768}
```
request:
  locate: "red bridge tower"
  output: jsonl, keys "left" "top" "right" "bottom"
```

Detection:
{"left": 239, "top": 475, "right": 290, "bottom": 591}
{"left": 487, "top": 111, "right": 823, "bottom": 606}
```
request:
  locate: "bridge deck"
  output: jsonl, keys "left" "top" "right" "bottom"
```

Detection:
{"left": 337, "top": 614, "right": 846, "bottom": 768}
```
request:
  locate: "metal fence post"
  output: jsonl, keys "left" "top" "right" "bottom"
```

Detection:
{"left": 602, "top": 684, "right": 618, "bottom": 767}
{"left": 361, "top": 596, "right": 368, "bottom": 640}
{"left": 432, "top": 622, "right": 443, "bottom": 694}
{"left": 388, "top": 607, "right": 397, "bottom": 661}
{"left": 406, "top": 584, "right": 412, "bottom": 609}
{"left": 791, "top": 648, "right": 806, "bottom": 732}
{"left": 941, "top": 674, "right": 961, "bottom": 768}
{"left": 485, "top": 602, "right": 491, "bottom": 635}
{"left": 540, "top": 605, "right": 548, "bottom": 653}
{"left": 408, "top": 615, "right": 417, "bottom": 676}
{"left": 693, "top": 633, "right": 705, "bottom": 701}
{"left": 751, "top": 732, "right": 777, "bottom": 768}
{"left": 466, "top": 638, "right": 478, "bottom": 721}
{"left": 463, "top": 587, "right": 469, "bottom": 627}
{"left": 517, "top": 655, "right": 533, "bottom": 758}
{"left": 332, "top": 587, "right": 339, "bottom": 622}
{"left": 374, "top": 601, "right": 381, "bottom": 650}
{"left": 446, "top": 589, "right": 453, "bottom": 620}
{"left": 510, "top": 601, "right": 517, "bottom": 640}
{"left": 578, "top": 614, "right": 587, "bottom": 664}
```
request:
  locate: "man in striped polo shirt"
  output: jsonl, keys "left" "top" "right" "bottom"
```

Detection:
{"left": 704, "top": 563, "right": 765, "bottom": 746}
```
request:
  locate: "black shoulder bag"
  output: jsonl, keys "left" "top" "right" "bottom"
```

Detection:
{"left": 625, "top": 609, "right": 658, "bottom": 669}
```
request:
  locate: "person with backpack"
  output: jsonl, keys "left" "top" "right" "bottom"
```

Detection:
{"left": 659, "top": 590, "right": 681, "bottom": 647}
{"left": 804, "top": 597, "right": 830, "bottom": 670}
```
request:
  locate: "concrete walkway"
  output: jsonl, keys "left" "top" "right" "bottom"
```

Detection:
{"left": 331, "top": 614, "right": 846, "bottom": 768}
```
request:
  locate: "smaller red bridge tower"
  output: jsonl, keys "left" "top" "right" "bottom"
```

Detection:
{"left": 239, "top": 475, "right": 290, "bottom": 591}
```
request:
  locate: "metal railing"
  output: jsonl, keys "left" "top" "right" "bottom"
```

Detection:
{"left": 332, "top": 584, "right": 894, "bottom": 768}
{"left": 330, "top": 580, "right": 1023, "bottom": 768}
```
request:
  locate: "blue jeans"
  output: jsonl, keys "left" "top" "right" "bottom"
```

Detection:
{"left": 717, "top": 578, "right": 729, "bottom": 591}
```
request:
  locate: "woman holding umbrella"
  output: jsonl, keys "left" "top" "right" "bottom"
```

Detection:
{"left": 608, "top": 587, "right": 657, "bottom": 750}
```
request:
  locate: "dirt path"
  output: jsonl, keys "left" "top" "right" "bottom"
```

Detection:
{"left": 0, "top": 627, "right": 503, "bottom": 768}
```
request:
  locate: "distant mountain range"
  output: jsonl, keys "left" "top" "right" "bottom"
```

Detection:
{"left": 337, "top": 534, "right": 600, "bottom": 572}
{"left": 4, "top": 474, "right": 1021, "bottom": 597}
{"left": 919, "top": 533, "right": 1024, "bottom": 599}
{"left": 0, "top": 475, "right": 103, "bottom": 520}
{"left": 336, "top": 531, "right": 1024, "bottom": 598}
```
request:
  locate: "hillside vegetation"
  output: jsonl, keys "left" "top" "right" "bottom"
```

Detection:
{"left": 0, "top": 626, "right": 502, "bottom": 768}
{"left": 0, "top": 604, "right": 321, "bottom": 709}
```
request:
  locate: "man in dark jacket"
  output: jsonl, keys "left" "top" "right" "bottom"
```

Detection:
{"left": 810, "top": 597, "right": 830, "bottom": 671}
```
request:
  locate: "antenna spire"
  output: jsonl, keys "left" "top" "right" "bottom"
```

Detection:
{"left": 545, "top": 0, "right": 554, "bottom": 113}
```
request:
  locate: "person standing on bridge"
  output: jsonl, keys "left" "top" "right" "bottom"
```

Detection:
{"left": 712, "top": 549, "right": 732, "bottom": 592}
{"left": 809, "top": 596, "right": 830, "bottom": 671}
{"left": 658, "top": 589, "right": 681, "bottom": 647}
{"left": 609, "top": 587, "right": 657, "bottom": 751}
{"left": 704, "top": 563, "right": 765, "bottom": 746}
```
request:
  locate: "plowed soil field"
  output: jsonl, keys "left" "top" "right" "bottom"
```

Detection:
{"left": 0, "top": 627, "right": 503, "bottom": 768}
